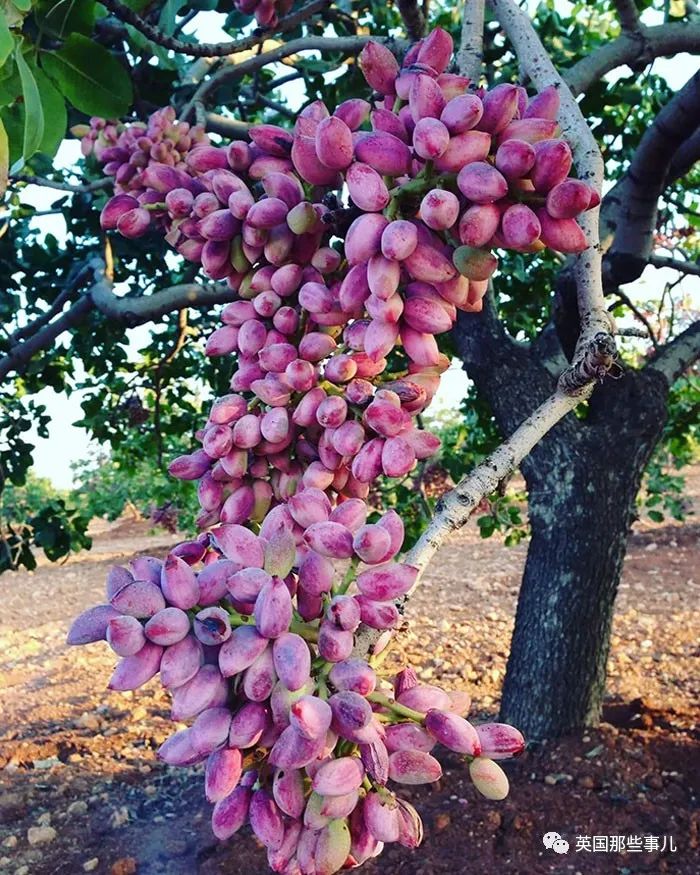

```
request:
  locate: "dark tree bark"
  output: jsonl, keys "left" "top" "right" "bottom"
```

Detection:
{"left": 454, "top": 309, "right": 672, "bottom": 738}
{"left": 499, "top": 369, "right": 669, "bottom": 737}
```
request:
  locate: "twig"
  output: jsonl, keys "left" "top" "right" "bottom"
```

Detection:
{"left": 9, "top": 175, "right": 110, "bottom": 194}
{"left": 182, "top": 35, "right": 406, "bottom": 118}
{"left": 8, "top": 261, "right": 93, "bottom": 343}
{"left": 457, "top": 0, "right": 486, "bottom": 82}
{"left": 609, "top": 289, "right": 659, "bottom": 349}
{"left": 101, "top": 0, "right": 332, "bottom": 58}
{"left": 648, "top": 254, "right": 700, "bottom": 276}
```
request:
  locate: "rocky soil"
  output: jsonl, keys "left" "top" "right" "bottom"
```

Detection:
{"left": 0, "top": 483, "right": 698, "bottom": 875}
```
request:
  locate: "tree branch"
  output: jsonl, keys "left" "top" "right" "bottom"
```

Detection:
{"left": 354, "top": 0, "right": 618, "bottom": 657}
{"left": 648, "top": 254, "right": 700, "bottom": 276}
{"left": 457, "top": 0, "right": 486, "bottom": 82}
{"left": 488, "top": 0, "right": 613, "bottom": 356}
{"left": 609, "top": 289, "right": 659, "bottom": 350}
{"left": 0, "top": 298, "right": 93, "bottom": 382}
{"left": 614, "top": 0, "right": 641, "bottom": 32}
{"left": 646, "top": 319, "right": 700, "bottom": 383}
{"left": 101, "top": 0, "right": 331, "bottom": 58}
{"left": 605, "top": 71, "right": 700, "bottom": 281}
{"left": 204, "top": 113, "right": 253, "bottom": 139}
{"left": 0, "top": 260, "right": 235, "bottom": 381}
{"left": 668, "top": 126, "right": 700, "bottom": 183}
{"left": 9, "top": 175, "right": 110, "bottom": 194}
{"left": 182, "top": 36, "right": 407, "bottom": 116}
{"left": 398, "top": 0, "right": 426, "bottom": 42}
{"left": 564, "top": 23, "right": 700, "bottom": 96}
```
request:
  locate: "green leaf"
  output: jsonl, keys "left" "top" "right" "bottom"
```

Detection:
{"left": 34, "top": 0, "right": 97, "bottom": 38}
{"left": 40, "top": 34, "right": 132, "bottom": 118}
{"left": 30, "top": 62, "right": 66, "bottom": 157}
{"left": 0, "top": 12, "right": 14, "bottom": 68}
{"left": 12, "top": 0, "right": 33, "bottom": 11}
{"left": 158, "top": 0, "right": 187, "bottom": 35}
{"left": 0, "top": 101, "right": 23, "bottom": 166}
{"left": 648, "top": 510, "right": 664, "bottom": 523}
{"left": 14, "top": 44, "right": 44, "bottom": 160}
{"left": 0, "top": 114, "right": 8, "bottom": 195}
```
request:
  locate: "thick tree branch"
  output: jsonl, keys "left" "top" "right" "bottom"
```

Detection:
{"left": 564, "top": 23, "right": 700, "bottom": 96}
{"left": 457, "top": 0, "right": 486, "bottom": 82}
{"left": 668, "top": 126, "right": 700, "bottom": 182}
{"left": 205, "top": 113, "right": 253, "bottom": 139}
{"left": 646, "top": 320, "right": 700, "bottom": 383}
{"left": 605, "top": 71, "right": 700, "bottom": 280}
{"left": 398, "top": 0, "right": 426, "bottom": 41}
{"left": 90, "top": 279, "right": 234, "bottom": 326}
{"left": 488, "top": 0, "right": 612, "bottom": 355}
{"left": 101, "top": 0, "right": 331, "bottom": 58}
{"left": 614, "top": 0, "right": 641, "bottom": 32}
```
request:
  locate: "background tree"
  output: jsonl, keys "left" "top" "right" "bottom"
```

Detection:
{"left": 0, "top": 0, "right": 698, "bottom": 737}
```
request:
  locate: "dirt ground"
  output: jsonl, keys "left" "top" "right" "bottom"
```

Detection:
{"left": 0, "top": 476, "right": 698, "bottom": 875}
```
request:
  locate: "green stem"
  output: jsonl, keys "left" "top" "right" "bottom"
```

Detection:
{"left": 367, "top": 692, "right": 425, "bottom": 723}
{"left": 290, "top": 617, "right": 319, "bottom": 643}
{"left": 336, "top": 556, "right": 360, "bottom": 595}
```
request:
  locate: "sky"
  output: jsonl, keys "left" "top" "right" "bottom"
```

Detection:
{"left": 12, "top": 4, "right": 700, "bottom": 490}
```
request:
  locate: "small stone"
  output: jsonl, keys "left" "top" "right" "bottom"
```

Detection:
{"left": 77, "top": 713, "right": 101, "bottom": 731}
{"left": 111, "top": 858, "right": 137, "bottom": 875}
{"left": 434, "top": 812, "right": 451, "bottom": 832}
{"left": 68, "top": 800, "right": 89, "bottom": 816}
{"left": 27, "top": 826, "right": 57, "bottom": 845}
{"left": 578, "top": 775, "right": 596, "bottom": 789}
{"left": 16, "top": 866, "right": 29, "bottom": 875}
{"left": 109, "top": 806, "right": 130, "bottom": 829}
{"left": 33, "top": 757, "right": 63, "bottom": 770}
{"left": 1, "top": 836, "right": 17, "bottom": 849}
{"left": 37, "top": 812, "right": 52, "bottom": 826}
{"left": 485, "top": 810, "right": 502, "bottom": 830}
{"left": 83, "top": 859, "right": 99, "bottom": 872}
{"left": 544, "top": 774, "right": 557, "bottom": 786}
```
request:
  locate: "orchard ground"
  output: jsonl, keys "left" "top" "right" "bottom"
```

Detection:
{"left": 0, "top": 474, "right": 698, "bottom": 875}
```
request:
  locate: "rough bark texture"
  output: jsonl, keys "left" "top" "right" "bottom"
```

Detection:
{"left": 454, "top": 311, "right": 672, "bottom": 738}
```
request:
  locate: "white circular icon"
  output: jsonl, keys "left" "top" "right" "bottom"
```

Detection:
{"left": 542, "top": 831, "right": 561, "bottom": 849}
{"left": 552, "top": 838, "right": 570, "bottom": 854}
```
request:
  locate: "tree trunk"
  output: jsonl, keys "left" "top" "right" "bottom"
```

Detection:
{"left": 499, "top": 369, "right": 670, "bottom": 737}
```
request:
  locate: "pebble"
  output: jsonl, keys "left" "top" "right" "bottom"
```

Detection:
{"left": 110, "top": 807, "right": 130, "bottom": 829}
{"left": 68, "top": 800, "right": 89, "bottom": 816}
{"left": 110, "top": 857, "right": 137, "bottom": 875}
{"left": 83, "top": 859, "right": 99, "bottom": 872}
{"left": 434, "top": 812, "right": 451, "bottom": 832}
{"left": 77, "top": 713, "right": 101, "bottom": 731}
{"left": 32, "top": 757, "right": 63, "bottom": 770}
{"left": 1, "top": 837, "right": 17, "bottom": 849}
{"left": 37, "top": 812, "right": 51, "bottom": 826}
{"left": 27, "top": 826, "right": 57, "bottom": 845}
{"left": 16, "top": 866, "right": 29, "bottom": 875}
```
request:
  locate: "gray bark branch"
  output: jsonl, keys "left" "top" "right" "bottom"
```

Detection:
{"left": 564, "top": 22, "right": 700, "bottom": 96}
